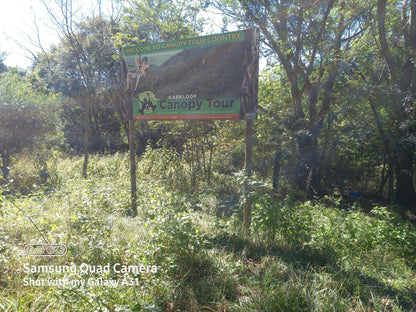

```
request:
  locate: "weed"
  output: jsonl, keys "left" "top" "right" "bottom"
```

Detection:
{"left": 1, "top": 153, "right": 415, "bottom": 311}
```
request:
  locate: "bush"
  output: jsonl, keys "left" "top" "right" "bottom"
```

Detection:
{"left": 6, "top": 151, "right": 60, "bottom": 195}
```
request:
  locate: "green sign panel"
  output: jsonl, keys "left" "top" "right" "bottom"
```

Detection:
{"left": 122, "top": 29, "right": 259, "bottom": 120}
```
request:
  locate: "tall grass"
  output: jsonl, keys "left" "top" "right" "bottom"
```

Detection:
{"left": 0, "top": 152, "right": 415, "bottom": 311}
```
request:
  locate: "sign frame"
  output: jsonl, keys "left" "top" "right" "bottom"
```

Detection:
{"left": 122, "top": 29, "right": 260, "bottom": 121}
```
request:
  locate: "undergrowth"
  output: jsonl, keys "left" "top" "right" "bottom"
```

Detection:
{"left": 0, "top": 151, "right": 415, "bottom": 311}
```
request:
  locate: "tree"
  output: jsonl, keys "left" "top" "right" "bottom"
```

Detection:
{"left": 214, "top": 0, "right": 370, "bottom": 194}
{"left": 31, "top": 14, "right": 124, "bottom": 175}
{"left": 32, "top": 17, "right": 123, "bottom": 152}
{"left": 119, "top": 0, "right": 203, "bottom": 46}
{"left": 31, "top": 0, "right": 124, "bottom": 177}
{"left": 0, "top": 72, "right": 58, "bottom": 180}
{"left": 374, "top": 0, "right": 416, "bottom": 203}
{"left": 349, "top": 0, "right": 416, "bottom": 203}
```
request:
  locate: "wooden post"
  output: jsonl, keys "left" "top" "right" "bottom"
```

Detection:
{"left": 82, "top": 97, "right": 90, "bottom": 177}
{"left": 128, "top": 91, "right": 137, "bottom": 217}
{"left": 244, "top": 118, "right": 253, "bottom": 235}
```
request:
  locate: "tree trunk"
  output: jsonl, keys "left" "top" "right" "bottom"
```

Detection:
{"left": 377, "top": 0, "right": 416, "bottom": 204}
{"left": 1, "top": 153, "right": 11, "bottom": 180}
{"left": 395, "top": 144, "right": 416, "bottom": 203}
{"left": 82, "top": 99, "right": 90, "bottom": 178}
{"left": 272, "top": 151, "right": 281, "bottom": 190}
{"left": 296, "top": 132, "right": 319, "bottom": 194}
{"left": 207, "top": 142, "right": 213, "bottom": 185}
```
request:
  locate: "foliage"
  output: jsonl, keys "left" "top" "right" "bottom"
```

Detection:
{"left": 211, "top": 0, "right": 373, "bottom": 194}
{"left": 117, "top": 0, "right": 204, "bottom": 47}
{"left": 137, "top": 132, "right": 232, "bottom": 193}
{"left": 0, "top": 72, "right": 59, "bottom": 180}
{"left": 360, "top": 0, "right": 416, "bottom": 203}
{"left": 1, "top": 154, "right": 415, "bottom": 311}
{"left": 6, "top": 151, "right": 60, "bottom": 195}
{"left": 30, "top": 17, "right": 123, "bottom": 153}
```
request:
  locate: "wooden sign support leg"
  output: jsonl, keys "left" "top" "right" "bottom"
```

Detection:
{"left": 128, "top": 91, "right": 138, "bottom": 217}
{"left": 244, "top": 119, "right": 253, "bottom": 236}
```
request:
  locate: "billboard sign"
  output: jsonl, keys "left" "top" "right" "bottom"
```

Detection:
{"left": 122, "top": 29, "right": 259, "bottom": 120}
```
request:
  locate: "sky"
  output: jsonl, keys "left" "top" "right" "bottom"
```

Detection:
{"left": 0, "top": 0, "right": 59, "bottom": 68}
{"left": 0, "top": 0, "right": 119, "bottom": 69}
